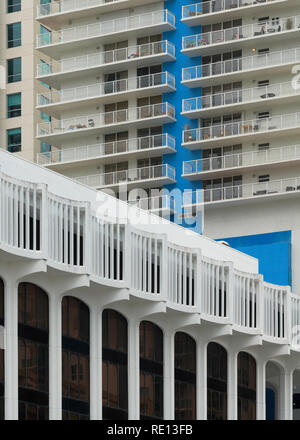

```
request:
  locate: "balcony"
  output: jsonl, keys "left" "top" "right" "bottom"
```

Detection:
{"left": 182, "top": 47, "right": 300, "bottom": 88}
{"left": 37, "top": 103, "right": 176, "bottom": 146}
{"left": 75, "top": 164, "right": 176, "bottom": 190}
{"left": 37, "top": 0, "right": 167, "bottom": 26}
{"left": 182, "top": 0, "right": 288, "bottom": 26}
{"left": 37, "top": 134, "right": 176, "bottom": 170}
{"left": 182, "top": 15, "right": 300, "bottom": 57}
{"left": 182, "top": 177, "right": 300, "bottom": 208}
{"left": 182, "top": 81, "right": 300, "bottom": 119}
{"left": 182, "top": 112, "right": 300, "bottom": 150}
{"left": 182, "top": 144, "right": 300, "bottom": 180}
{"left": 37, "top": 41, "right": 175, "bottom": 87}
{"left": 128, "top": 195, "right": 175, "bottom": 216}
{"left": 36, "top": 10, "right": 176, "bottom": 56}
{"left": 37, "top": 72, "right": 176, "bottom": 116}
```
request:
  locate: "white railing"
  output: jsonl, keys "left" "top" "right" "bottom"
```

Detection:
{"left": 37, "top": 10, "right": 175, "bottom": 47}
{"left": 182, "top": 0, "right": 284, "bottom": 19}
{"left": 37, "top": 41, "right": 175, "bottom": 77}
{"left": 37, "top": 134, "right": 176, "bottom": 166}
{"left": 74, "top": 164, "right": 176, "bottom": 188}
{"left": 1, "top": 168, "right": 300, "bottom": 344}
{"left": 38, "top": 102, "right": 176, "bottom": 137}
{"left": 182, "top": 47, "right": 300, "bottom": 82}
{"left": 37, "top": 72, "right": 175, "bottom": 107}
{"left": 182, "top": 144, "right": 300, "bottom": 176}
{"left": 182, "top": 15, "right": 300, "bottom": 50}
{"left": 182, "top": 112, "right": 300, "bottom": 145}
{"left": 182, "top": 81, "right": 299, "bottom": 113}
{"left": 182, "top": 177, "right": 300, "bottom": 206}
{"left": 128, "top": 195, "right": 175, "bottom": 214}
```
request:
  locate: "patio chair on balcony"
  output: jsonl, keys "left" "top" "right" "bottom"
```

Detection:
{"left": 88, "top": 119, "right": 95, "bottom": 128}
{"left": 286, "top": 186, "right": 296, "bottom": 191}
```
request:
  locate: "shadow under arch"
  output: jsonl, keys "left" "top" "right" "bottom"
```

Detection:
{"left": 266, "top": 360, "right": 284, "bottom": 420}
{"left": 207, "top": 341, "right": 228, "bottom": 420}
{"left": 237, "top": 351, "right": 256, "bottom": 420}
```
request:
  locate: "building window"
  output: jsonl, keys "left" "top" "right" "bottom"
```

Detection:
{"left": 18, "top": 283, "right": 49, "bottom": 420}
{"left": 207, "top": 342, "right": 227, "bottom": 420}
{"left": 7, "top": 127, "right": 21, "bottom": 153}
{"left": 238, "top": 352, "right": 256, "bottom": 420}
{"left": 7, "top": 22, "right": 21, "bottom": 48}
{"left": 7, "top": 0, "right": 21, "bottom": 13}
{"left": 175, "top": 333, "right": 196, "bottom": 420}
{"left": 40, "top": 25, "right": 51, "bottom": 46}
{"left": 258, "top": 175, "right": 270, "bottom": 183}
{"left": 102, "top": 309, "right": 128, "bottom": 420}
{"left": 140, "top": 321, "right": 163, "bottom": 420}
{"left": 7, "top": 57, "right": 21, "bottom": 83}
{"left": 7, "top": 93, "right": 21, "bottom": 118}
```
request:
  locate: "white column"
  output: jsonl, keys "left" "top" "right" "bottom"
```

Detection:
{"left": 256, "top": 359, "right": 266, "bottom": 420}
{"left": 49, "top": 294, "right": 62, "bottom": 420}
{"left": 227, "top": 350, "right": 238, "bottom": 420}
{"left": 128, "top": 319, "right": 140, "bottom": 420}
{"left": 164, "top": 331, "right": 175, "bottom": 420}
{"left": 279, "top": 369, "right": 293, "bottom": 420}
{"left": 90, "top": 307, "right": 102, "bottom": 420}
{"left": 196, "top": 340, "right": 207, "bottom": 420}
{"left": 4, "top": 279, "right": 18, "bottom": 420}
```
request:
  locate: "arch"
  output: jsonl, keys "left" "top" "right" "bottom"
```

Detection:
{"left": 266, "top": 360, "right": 283, "bottom": 420}
{"left": 61, "top": 296, "right": 90, "bottom": 420}
{"left": 293, "top": 369, "right": 300, "bottom": 420}
{"left": 0, "top": 277, "right": 4, "bottom": 420}
{"left": 18, "top": 282, "right": 49, "bottom": 420}
{"left": 102, "top": 309, "right": 128, "bottom": 420}
{"left": 139, "top": 321, "right": 163, "bottom": 420}
{"left": 207, "top": 342, "right": 227, "bottom": 420}
{"left": 237, "top": 351, "right": 256, "bottom": 420}
{"left": 174, "top": 332, "right": 196, "bottom": 420}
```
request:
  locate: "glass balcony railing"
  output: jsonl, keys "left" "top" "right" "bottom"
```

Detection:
{"left": 183, "top": 112, "right": 300, "bottom": 144}
{"left": 37, "top": 134, "right": 176, "bottom": 165}
{"left": 182, "top": 15, "right": 300, "bottom": 50}
{"left": 38, "top": 103, "right": 176, "bottom": 137}
{"left": 182, "top": 144, "right": 300, "bottom": 175}
{"left": 37, "top": 72, "right": 175, "bottom": 106}
{"left": 182, "top": 47, "right": 300, "bottom": 81}
{"left": 37, "top": 41, "right": 175, "bottom": 77}
{"left": 37, "top": 10, "right": 175, "bottom": 47}
{"left": 38, "top": 0, "right": 135, "bottom": 17}
{"left": 128, "top": 195, "right": 175, "bottom": 213}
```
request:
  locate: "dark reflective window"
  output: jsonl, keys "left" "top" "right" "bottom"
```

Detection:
{"left": 0, "top": 278, "right": 4, "bottom": 326}
{"left": 140, "top": 321, "right": 163, "bottom": 419}
{"left": 207, "top": 342, "right": 227, "bottom": 420}
{"left": 62, "top": 297, "right": 90, "bottom": 420}
{"left": 238, "top": 352, "right": 256, "bottom": 420}
{"left": 102, "top": 309, "right": 128, "bottom": 420}
{"left": 18, "top": 283, "right": 49, "bottom": 420}
{"left": 175, "top": 332, "right": 196, "bottom": 420}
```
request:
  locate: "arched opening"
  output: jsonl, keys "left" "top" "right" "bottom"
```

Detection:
{"left": 140, "top": 321, "right": 163, "bottom": 419}
{"left": 18, "top": 283, "right": 49, "bottom": 419}
{"left": 62, "top": 296, "right": 90, "bottom": 420}
{"left": 102, "top": 309, "right": 128, "bottom": 419}
{"left": 238, "top": 352, "right": 256, "bottom": 420}
{"left": 266, "top": 361, "right": 281, "bottom": 420}
{"left": 0, "top": 278, "right": 4, "bottom": 420}
{"left": 293, "top": 370, "right": 300, "bottom": 420}
{"left": 174, "top": 332, "right": 196, "bottom": 420}
{"left": 207, "top": 342, "right": 227, "bottom": 420}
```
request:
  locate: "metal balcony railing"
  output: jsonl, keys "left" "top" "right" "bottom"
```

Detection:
{"left": 182, "top": 144, "right": 300, "bottom": 175}
{"left": 182, "top": 112, "right": 300, "bottom": 144}
{"left": 128, "top": 195, "right": 175, "bottom": 213}
{"left": 182, "top": 47, "right": 300, "bottom": 81}
{"left": 75, "top": 164, "right": 176, "bottom": 188}
{"left": 37, "top": 72, "right": 175, "bottom": 106}
{"left": 37, "top": 10, "right": 175, "bottom": 47}
{"left": 38, "top": 0, "right": 136, "bottom": 17}
{"left": 38, "top": 103, "right": 176, "bottom": 137}
{"left": 37, "top": 41, "right": 175, "bottom": 77}
{"left": 182, "top": 15, "right": 300, "bottom": 50}
{"left": 37, "top": 134, "right": 176, "bottom": 165}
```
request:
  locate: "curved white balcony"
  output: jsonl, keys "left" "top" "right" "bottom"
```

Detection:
{"left": 75, "top": 164, "right": 176, "bottom": 190}
{"left": 36, "top": 10, "right": 176, "bottom": 56}
{"left": 182, "top": 144, "right": 300, "bottom": 180}
{"left": 182, "top": 15, "right": 300, "bottom": 57}
{"left": 128, "top": 195, "right": 175, "bottom": 216}
{"left": 182, "top": 112, "right": 300, "bottom": 150}
{"left": 37, "top": 41, "right": 175, "bottom": 87}
{"left": 182, "top": 47, "right": 300, "bottom": 88}
{"left": 37, "top": 134, "right": 176, "bottom": 170}
{"left": 182, "top": 81, "right": 300, "bottom": 118}
{"left": 182, "top": 0, "right": 288, "bottom": 26}
{"left": 37, "top": 103, "right": 176, "bottom": 146}
{"left": 37, "top": 72, "right": 176, "bottom": 116}
{"left": 182, "top": 177, "right": 300, "bottom": 208}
